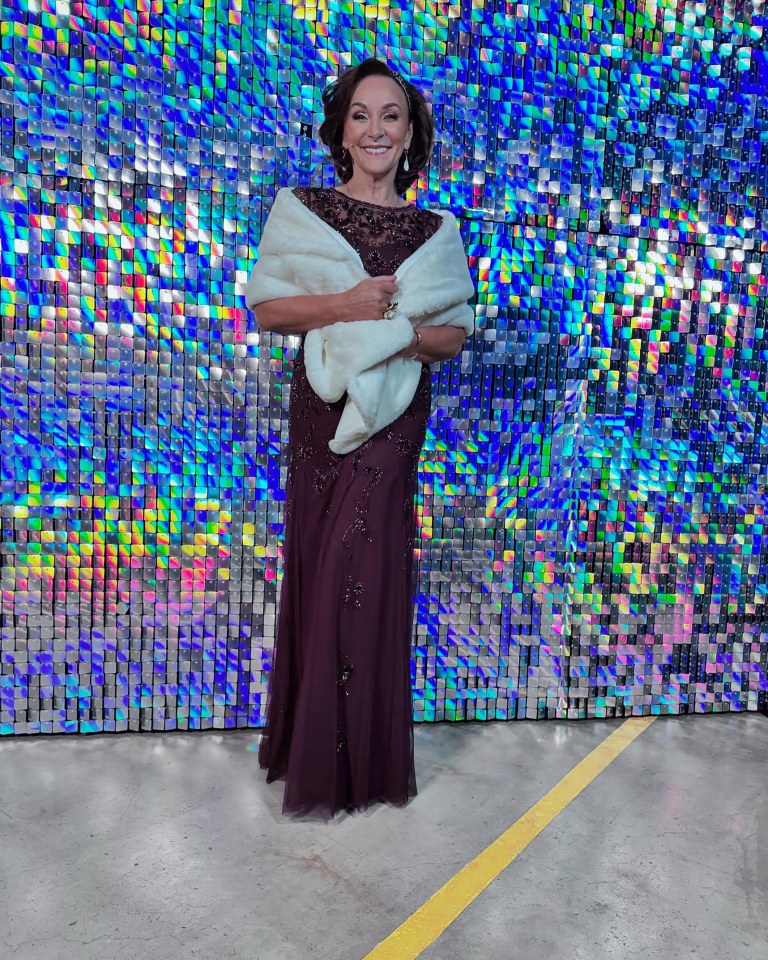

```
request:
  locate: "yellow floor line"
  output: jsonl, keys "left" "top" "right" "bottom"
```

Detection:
{"left": 363, "top": 715, "right": 656, "bottom": 960}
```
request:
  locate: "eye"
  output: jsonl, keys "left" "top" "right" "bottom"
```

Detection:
{"left": 352, "top": 112, "right": 367, "bottom": 121}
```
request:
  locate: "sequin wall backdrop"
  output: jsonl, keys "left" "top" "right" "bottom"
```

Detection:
{"left": 2, "top": 0, "right": 767, "bottom": 734}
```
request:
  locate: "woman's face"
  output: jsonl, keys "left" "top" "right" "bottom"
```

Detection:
{"left": 342, "top": 74, "right": 413, "bottom": 186}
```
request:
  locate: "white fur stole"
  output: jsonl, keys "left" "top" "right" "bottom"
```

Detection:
{"left": 245, "top": 188, "right": 475, "bottom": 454}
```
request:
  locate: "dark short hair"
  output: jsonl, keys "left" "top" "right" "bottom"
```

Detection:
{"left": 319, "top": 58, "right": 434, "bottom": 195}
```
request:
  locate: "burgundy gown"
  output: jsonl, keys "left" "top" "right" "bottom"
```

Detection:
{"left": 258, "top": 187, "right": 442, "bottom": 817}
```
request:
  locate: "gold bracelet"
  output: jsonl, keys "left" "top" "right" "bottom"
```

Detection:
{"left": 408, "top": 328, "right": 422, "bottom": 360}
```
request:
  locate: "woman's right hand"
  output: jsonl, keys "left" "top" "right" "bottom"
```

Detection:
{"left": 338, "top": 275, "right": 399, "bottom": 322}
{"left": 254, "top": 276, "right": 399, "bottom": 334}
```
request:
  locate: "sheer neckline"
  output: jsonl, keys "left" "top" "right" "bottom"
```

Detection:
{"left": 291, "top": 185, "right": 443, "bottom": 277}
{"left": 331, "top": 188, "right": 413, "bottom": 211}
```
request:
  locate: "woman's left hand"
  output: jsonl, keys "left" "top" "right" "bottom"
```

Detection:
{"left": 396, "top": 325, "right": 467, "bottom": 364}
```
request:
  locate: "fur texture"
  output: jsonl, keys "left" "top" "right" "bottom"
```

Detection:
{"left": 245, "top": 188, "right": 475, "bottom": 453}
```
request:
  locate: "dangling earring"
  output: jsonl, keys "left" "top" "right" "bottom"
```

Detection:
{"left": 342, "top": 146, "right": 351, "bottom": 167}
{"left": 403, "top": 148, "right": 410, "bottom": 172}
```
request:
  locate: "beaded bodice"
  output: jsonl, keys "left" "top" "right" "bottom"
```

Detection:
{"left": 292, "top": 186, "right": 442, "bottom": 277}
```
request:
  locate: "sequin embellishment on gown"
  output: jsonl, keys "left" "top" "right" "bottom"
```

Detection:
{"left": 258, "top": 187, "right": 442, "bottom": 817}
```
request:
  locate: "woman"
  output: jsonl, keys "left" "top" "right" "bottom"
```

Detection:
{"left": 245, "top": 58, "right": 474, "bottom": 817}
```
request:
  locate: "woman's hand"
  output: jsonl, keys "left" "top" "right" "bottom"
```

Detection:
{"left": 254, "top": 275, "right": 398, "bottom": 334}
{"left": 337, "top": 275, "right": 399, "bottom": 322}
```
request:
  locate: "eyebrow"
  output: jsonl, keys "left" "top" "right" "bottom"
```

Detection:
{"left": 350, "top": 101, "right": 403, "bottom": 110}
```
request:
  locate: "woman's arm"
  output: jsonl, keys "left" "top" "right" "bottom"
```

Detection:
{"left": 254, "top": 293, "right": 352, "bottom": 334}
{"left": 396, "top": 325, "right": 468, "bottom": 364}
{"left": 253, "top": 275, "right": 400, "bottom": 334}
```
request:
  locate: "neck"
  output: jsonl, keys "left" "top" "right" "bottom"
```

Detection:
{"left": 340, "top": 176, "right": 403, "bottom": 207}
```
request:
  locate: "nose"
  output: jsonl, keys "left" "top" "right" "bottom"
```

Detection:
{"left": 366, "top": 118, "right": 384, "bottom": 140}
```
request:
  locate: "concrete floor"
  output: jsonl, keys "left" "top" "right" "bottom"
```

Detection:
{"left": 0, "top": 714, "right": 766, "bottom": 960}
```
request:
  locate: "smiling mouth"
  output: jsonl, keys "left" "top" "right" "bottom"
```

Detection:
{"left": 362, "top": 146, "right": 390, "bottom": 154}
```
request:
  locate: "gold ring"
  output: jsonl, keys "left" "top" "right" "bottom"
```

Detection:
{"left": 384, "top": 301, "right": 398, "bottom": 320}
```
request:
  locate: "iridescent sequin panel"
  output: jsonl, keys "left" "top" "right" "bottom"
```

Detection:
{"left": 0, "top": 0, "right": 766, "bottom": 733}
